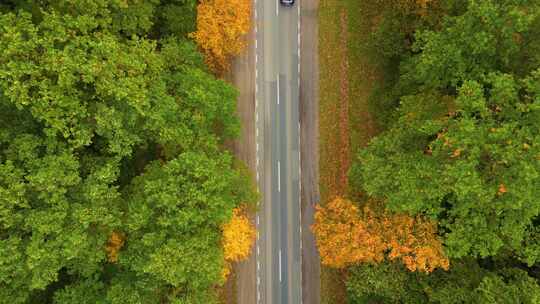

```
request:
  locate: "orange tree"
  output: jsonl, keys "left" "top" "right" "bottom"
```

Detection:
{"left": 191, "top": 0, "right": 251, "bottom": 75}
{"left": 312, "top": 197, "right": 449, "bottom": 273}
{"left": 312, "top": 197, "right": 386, "bottom": 268}
{"left": 105, "top": 231, "right": 125, "bottom": 263}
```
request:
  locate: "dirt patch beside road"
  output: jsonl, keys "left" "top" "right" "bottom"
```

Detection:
{"left": 318, "top": 2, "right": 350, "bottom": 302}
{"left": 222, "top": 8, "right": 257, "bottom": 304}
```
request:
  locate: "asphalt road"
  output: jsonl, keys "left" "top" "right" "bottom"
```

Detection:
{"left": 254, "top": 0, "right": 302, "bottom": 303}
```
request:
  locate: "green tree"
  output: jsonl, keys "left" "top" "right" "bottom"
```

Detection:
{"left": 121, "top": 152, "right": 242, "bottom": 297}
{"left": 155, "top": 0, "right": 198, "bottom": 38}
{"left": 346, "top": 262, "right": 427, "bottom": 304}
{"left": 473, "top": 268, "right": 540, "bottom": 304}
{"left": 348, "top": 259, "right": 540, "bottom": 304}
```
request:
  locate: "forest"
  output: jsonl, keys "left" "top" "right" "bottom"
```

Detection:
{"left": 0, "top": 0, "right": 254, "bottom": 303}
{"left": 3, "top": 0, "right": 540, "bottom": 303}
{"left": 314, "top": 0, "right": 540, "bottom": 303}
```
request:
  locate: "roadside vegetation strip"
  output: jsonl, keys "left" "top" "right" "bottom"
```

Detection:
{"left": 318, "top": 0, "right": 350, "bottom": 303}
{"left": 199, "top": 0, "right": 256, "bottom": 302}
{"left": 345, "top": 0, "right": 380, "bottom": 153}
{"left": 318, "top": 0, "right": 384, "bottom": 303}
{"left": 337, "top": 10, "right": 351, "bottom": 196}
{"left": 318, "top": 0, "right": 346, "bottom": 206}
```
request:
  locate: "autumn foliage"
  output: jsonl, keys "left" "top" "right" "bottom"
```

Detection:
{"left": 105, "top": 231, "right": 125, "bottom": 263}
{"left": 382, "top": 210, "right": 449, "bottom": 272}
{"left": 221, "top": 207, "right": 257, "bottom": 279}
{"left": 312, "top": 197, "right": 386, "bottom": 268}
{"left": 191, "top": 0, "right": 251, "bottom": 74}
{"left": 312, "top": 197, "right": 449, "bottom": 273}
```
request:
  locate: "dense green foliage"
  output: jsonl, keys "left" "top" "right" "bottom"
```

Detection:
{"left": 348, "top": 0, "right": 540, "bottom": 302}
{"left": 0, "top": 1, "right": 252, "bottom": 303}
{"left": 347, "top": 260, "right": 540, "bottom": 304}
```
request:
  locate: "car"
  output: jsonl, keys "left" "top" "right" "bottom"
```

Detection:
{"left": 280, "top": 0, "right": 294, "bottom": 7}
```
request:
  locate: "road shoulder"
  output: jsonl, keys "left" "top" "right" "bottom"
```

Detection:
{"left": 225, "top": 7, "right": 257, "bottom": 304}
{"left": 300, "top": 0, "right": 322, "bottom": 303}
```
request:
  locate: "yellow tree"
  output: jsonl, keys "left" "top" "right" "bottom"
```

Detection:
{"left": 221, "top": 207, "right": 256, "bottom": 280}
{"left": 191, "top": 0, "right": 251, "bottom": 74}
{"left": 311, "top": 197, "right": 387, "bottom": 268}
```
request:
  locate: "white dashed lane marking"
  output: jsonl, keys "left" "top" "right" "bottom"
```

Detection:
{"left": 254, "top": 1, "right": 261, "bottom": 303}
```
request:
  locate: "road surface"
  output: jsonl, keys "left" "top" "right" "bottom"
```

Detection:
{"left": 254, "top": 0, "right": 302, "bottom": 303}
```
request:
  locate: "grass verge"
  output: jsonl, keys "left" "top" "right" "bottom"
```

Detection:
{"left": 319, "top": 0, "right": 349, "bottom": 302}
{"left": 318, "top": 0, "right": 383, "bottom": 303}
{"left": 218, "top": 267, "right": 237, "bottom": 304}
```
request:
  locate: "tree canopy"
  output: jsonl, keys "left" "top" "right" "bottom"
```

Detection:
{"left": 0, "top": 1, "right": 254, "bottom": 303}
{"left": 312, "top": 197, "right": 448, "bottom": 272}
{"left": 190, "top": 0, "right": 251, "bottom": 74}
{"left": 347, "top": 259, "right": 540, "bottom": 304}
